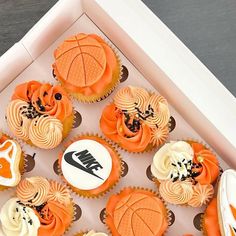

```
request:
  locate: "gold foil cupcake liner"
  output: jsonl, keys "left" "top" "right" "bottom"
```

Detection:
{"left": 58, "top": 133, "right": 123, "bottom": 199}
{"left": 103, "top": 186, "right": 172, "bottom": 236}
{"left": 0, "top": 131, "right": 27, "bottom": 192}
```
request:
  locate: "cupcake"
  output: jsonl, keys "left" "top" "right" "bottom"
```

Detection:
{"left": 151, "top": 140, "right": 219, "bottom": 207}
{"left": 0, "top": 176, "right": 74, "bottom": 236}
{"left": 100, "top": 86, "right": 171, "bottom": 153}
{"left": 0, "top": 132, "right": 24, "bottom": 191}
{"left": 105, "top": 187, "right": 169, "bottom": 236}
{"left": 75, "top": 230, "right": 108, "bottom": 236}
{"left": 53, "top": 33, "right": 121, "bottom": 102}
{"left": 202, "top": 198, "right": 221, "bottom": 236}
{"left": 6, "top": 81, "right": 74, "bottom": 149}
{"left": 217, "top": 169, "right": 236, "bottom": 235}
{"left": 58, "top": 134, "right": 122, "bottom": 198}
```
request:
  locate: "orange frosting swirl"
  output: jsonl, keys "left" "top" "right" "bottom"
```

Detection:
{"left": 150, "top": 125, "right": 169, "bottom": 147}
{"left": 31, "top": 83, "right": 72, "bottom": 122}
{"left": 188, "top": 183, "right": 214, "bottom": 207}
{"left": 35, "top": 201, "right": 72, "bottom": 236}
{"left": 159, "top": 180, "right": 193, "bottom": 205}
{"left": 6, "top": 100, "right": 31, "bottom": 141}
{"left": 113, "top": 86, "right": 150, "bottom": 114}
{"left": 53, "top": 33, "right": 118, "bottom": 96}
{"left": 29, "top": 115, "right": 63, "bottom": 149}
{"left": 144, "top": 94, "right": 170, "bottom": 127}
{"left": 100, "top": 103, "right": 151, "bottom": 152}
{"left": 113, "top": 86, "right": 137, "bottom": 113}
{"left": 191, "top": 142, "right": 219, "bottom": 184}
{"left": 204, "top": 198, "right": 221, "bottom": 236}
{"left": 11, "top": 80, "right": 42, "bottom": 102}
{"left": 47, "top": 181, "right": 71, "bottom": 206}
{"left": 16, "top": 177, "right": 50, "bottom": 206}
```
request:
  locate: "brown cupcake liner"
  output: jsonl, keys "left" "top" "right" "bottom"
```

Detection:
{"left": 55, "top": 39, "right": 122, "bottom": 103}
{"left": 104, "top": 186, "right": 172, "bottom": 236}
{"left": 0, "top": 131, "right": 27, "bottom": 192}
{"left": 58, "top": 133, "right": 123, "bottom": 199}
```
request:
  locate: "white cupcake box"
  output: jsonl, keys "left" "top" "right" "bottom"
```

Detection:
{"left": 0, "top": 0, "right": 235, "bottom": 235}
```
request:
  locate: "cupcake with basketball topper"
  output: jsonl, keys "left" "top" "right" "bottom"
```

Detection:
{"left": 0, "top": 176, "right": 75, "bottom": 236}
{"left": 58, "top": 134, "right": 122, "bottom": 198}
{"left": 6, "top": 80, "right": 74, "bottom": 149}
{"left": 100, "top": 86, "right": 171, "bottom": 153}
{"left": 151, "top": 140, "right": 220, "bottom": 207}
{"left": 105, "top": 187, "right": 170, "bottom": 236}
{"left": 52, "top": 33, "right": 121, "bottom": 102}
{"left": 0, "top": 131, "right": 25, "bottom": 191}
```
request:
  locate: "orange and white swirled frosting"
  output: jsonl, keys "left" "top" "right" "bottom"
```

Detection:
{"left": 101, "top": 86, "right": 170, "bottom": 152}
{"left": 16, "top": 176, "right": 50, "bottom": 206}
{"left": 188, "top": 183, "right": 214, "bottom": 207}
{"left": 6, "top": 81, "right": 72, "bottom": 149}
{"left": 159, "top": 180, "right": 193, "bottom": 205}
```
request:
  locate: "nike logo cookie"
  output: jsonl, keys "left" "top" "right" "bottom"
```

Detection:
{"left": 64, "top": 150, "right": 104, "bottom": 180}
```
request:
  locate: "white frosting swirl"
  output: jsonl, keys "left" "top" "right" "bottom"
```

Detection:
{"left": 83, "top": 230, "right": 108, "bottom": 236}
{"left": 0, "top": 198, "right": 40, "bottom": 236}
{"left": 6, "top": 100, "right": 31, "bottom": 141}
{"left": 29, "top": 115, "right": 63, "bottom": 149}
{"left": 151, "top": 141, "right": 194, "bottom": 181}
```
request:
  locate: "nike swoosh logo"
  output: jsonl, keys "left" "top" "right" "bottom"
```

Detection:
{"left": 64, "top": 151, "right": 103, "bottom": 180}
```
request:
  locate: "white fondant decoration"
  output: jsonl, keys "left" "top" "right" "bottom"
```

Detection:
{"left": 61, "top": 139, "right": 112, "bottom": 190}
{"left": 218, "top": 169, "right": 236, "bottom": 236}
{"left": 0, "top": 140, "right": 20, "bottom": 186}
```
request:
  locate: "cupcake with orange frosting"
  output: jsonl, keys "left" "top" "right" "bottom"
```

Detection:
{"left": 151, "top": 140, "right": 219, "bottom": 207}
{"left": 0, "top": 131, "right": 25, "bottom": 191}
{"left": 58, "top": 134, "right": 122, "bottom": 198}
{"left": 100, "top": 86, "right": 170, "bottom": 153}
{"left": 105, "top": 187, "right": 169, "bottom": 236}
{"left": 6, "top": 81, "right": 74, "bottom": 149}
{"left": 202, "top": 198, "right": 221, "bottom": 236}
{"left": 0, "top": 176, "right": 74, "bottom": 236}
{"left": 53, "top": 33, "right": 121, "bottom": 102}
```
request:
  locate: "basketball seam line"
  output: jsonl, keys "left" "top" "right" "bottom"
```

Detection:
{"left": 131, "top": 208, "right": 162, "bottom": 236}
{"left": 115, "top": 196, "right": 149, "bottom": 229}
{"left": 76, "top": 36, "right": 87, "bottom": 85}
{"left": 56, "top": 44, "right": 102, "bottom": 60}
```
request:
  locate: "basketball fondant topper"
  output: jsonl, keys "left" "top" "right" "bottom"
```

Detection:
{"left": 61, "top": 139, "right": 112, "bottom": 190}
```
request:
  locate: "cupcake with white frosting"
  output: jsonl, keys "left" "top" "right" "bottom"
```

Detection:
{"left": 0, "top": 176, "right": 74, "bottom": 236}
{"left": 151, "top": 140, "right": 218, "bottom": 207}
{"left": 6, "top": 81, "right": 74, "bottom": 149}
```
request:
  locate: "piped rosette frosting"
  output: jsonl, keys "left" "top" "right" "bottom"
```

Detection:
{"left": 100, "top": 86, "right": 170, "bottom": 152}
{"left": 0, "top": 176, "right": 74, "bottom": 236}
{"left": 6, "top": 81, "right": 73, "bottom": 149}
{"left": 151, "top": 140, "right": 219, "bottom": 207}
